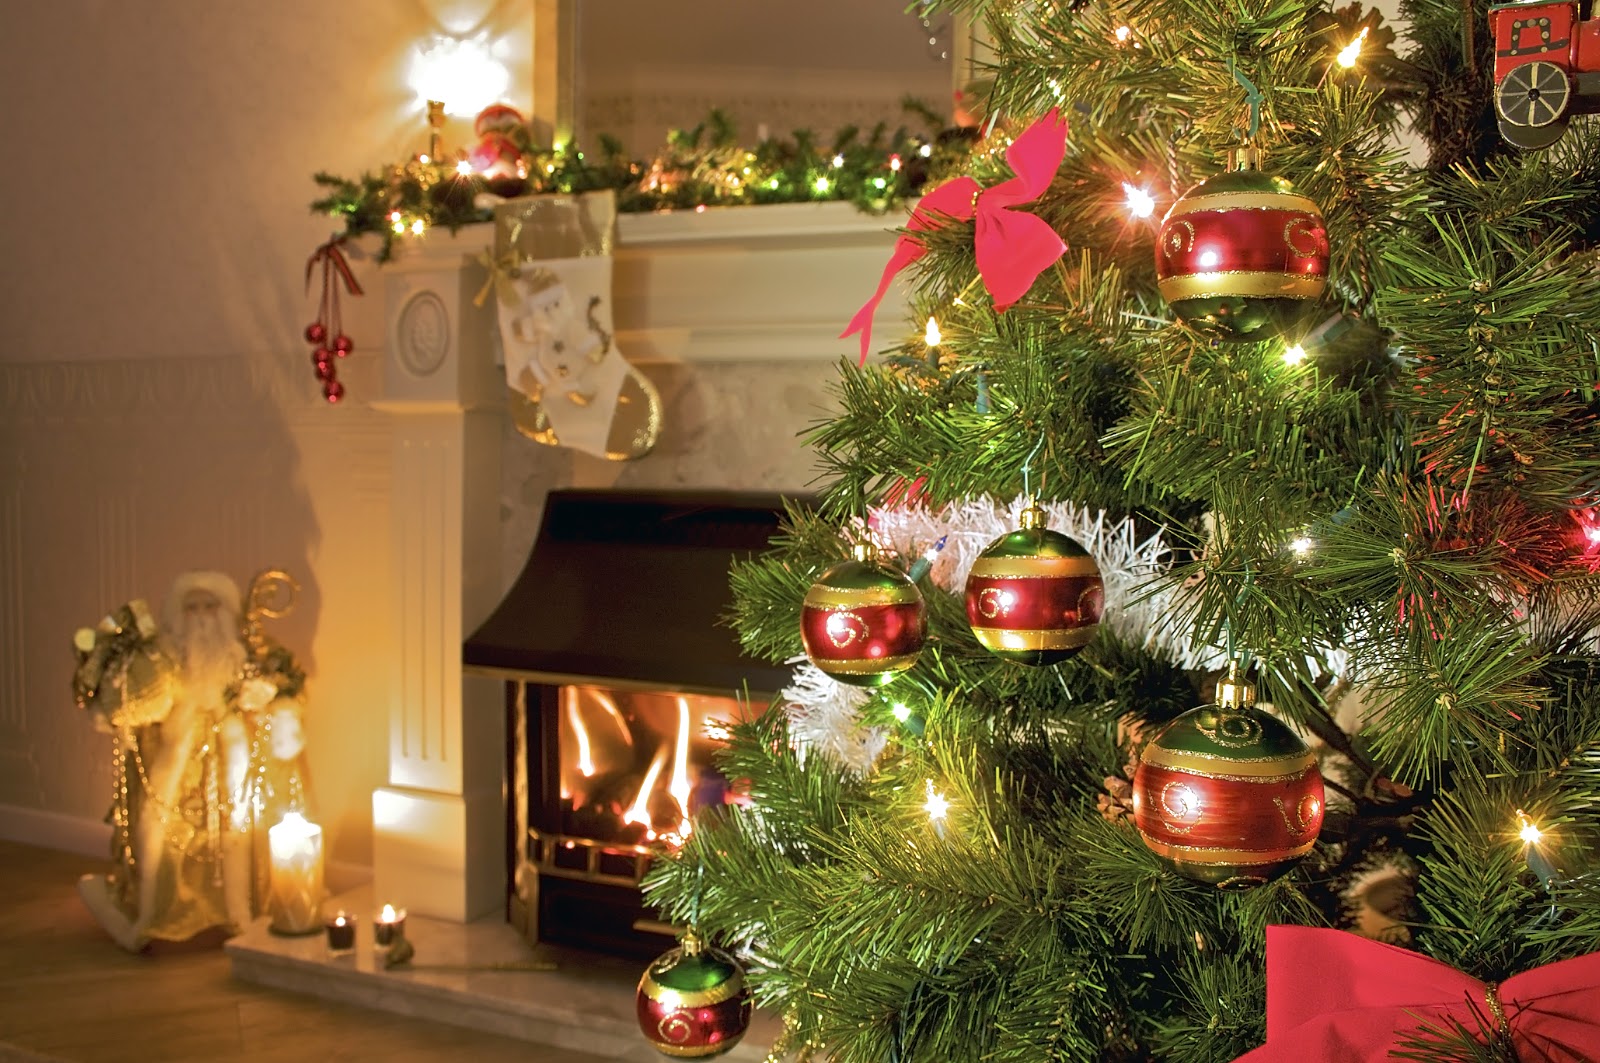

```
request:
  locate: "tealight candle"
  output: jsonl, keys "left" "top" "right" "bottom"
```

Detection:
{"left": 374, "top": 903, "right": 407, "bottom": 947}
{"left": 267, "top": 812, "right": 324, "bottom": 935}
{"left": 324, "top": 911, "right": 356, "bottom": 952}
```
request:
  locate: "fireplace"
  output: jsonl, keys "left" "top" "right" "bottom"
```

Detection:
{"left": 464, "top": 490, "right": 796, "bottom": 957}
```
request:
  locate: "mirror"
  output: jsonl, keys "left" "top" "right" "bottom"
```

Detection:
{"left": 570, "top": 0, "right": 960, "bottom": 155}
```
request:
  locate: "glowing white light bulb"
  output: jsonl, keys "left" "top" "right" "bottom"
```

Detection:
{"left": 455, "top": 159, "right": 473, "bottom": 176}
{"left": 890, "top": 155, "right": 903, "bottom": 172}
{"left": 1123, "top": 182, "right": 1155, "bottom": 219}
{"left": 408, "top": 34, "right": 510, "bottom": 116}
{"left": 1115, "top": 25, "right": 1132, "bottom": 42}
{"left": 1290, "top": 536, "right": 1313, "bottom": 557}
{"left": 918, "top": 143, "right": 933, "bottom": 158}
{"left": 1519, "top": 814, "right": 1543, "bottom": 845}
{"left": 925, "top": 317, "right": 942, "bottom": 347}
{"left": 410, "top": 219, "right": 426, "bottom": 236}
{"left": 391, "top": 218, "right": 407, "bottom": 235}
{"left": 1283, "top": 343, "right": 1307, "bottom": 365}
{"left": 924, "top": 780, "right": 950, "bottom": 822}
{"left": 814, "top": 176, "right": 831, "bottom": 194}
{"left": 891, "top": 703, "right": 912, "bottom": 722}
{"left": 832, "top": 154, "right": 845, "bottom": 168}
{"left": 1337, "top": 27, "right": 1369, "bottom": 69}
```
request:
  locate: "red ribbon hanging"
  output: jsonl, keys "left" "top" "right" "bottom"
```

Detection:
{"left": 305, "top": 235, "right": 363, "bottom": 297}
{"left": 1235, "top": 926, "right": 1600, "bottom": 1061}
{"left": 841, "top": 108, "right": 1069, "bottom": 365}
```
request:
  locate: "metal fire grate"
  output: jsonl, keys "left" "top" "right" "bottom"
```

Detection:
{"left": 529, "top": 828, "right": 658, "bottom": 888}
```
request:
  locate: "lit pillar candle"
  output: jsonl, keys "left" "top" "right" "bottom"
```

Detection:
{"left": 268, "top": 812, "right": 325, "bottom": 935}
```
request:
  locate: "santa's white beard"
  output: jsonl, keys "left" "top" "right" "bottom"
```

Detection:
{"left": 178, "top": 610, "right": 246, "bottom": 705}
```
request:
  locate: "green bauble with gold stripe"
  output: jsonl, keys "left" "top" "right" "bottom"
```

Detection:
{"left": 800, "top": 543, "right": 926, "bottom": 686}
{"left": 636, "top": 930, "right": 753, "bottom": 1057}
{"left": 963, "top": 505, "right": 1104, "bottom": 665}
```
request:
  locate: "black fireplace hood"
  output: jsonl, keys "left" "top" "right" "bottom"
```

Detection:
{"left": 464, "top": 489, "right": 801, "bottom": 698}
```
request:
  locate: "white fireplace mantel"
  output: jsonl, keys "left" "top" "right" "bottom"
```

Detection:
{"left": 369, "top": 199, "right": 907, "bottom": 922}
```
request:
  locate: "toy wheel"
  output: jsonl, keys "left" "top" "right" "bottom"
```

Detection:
{"left": 1496, "top": 60, "right": 1571, "bottom": 129}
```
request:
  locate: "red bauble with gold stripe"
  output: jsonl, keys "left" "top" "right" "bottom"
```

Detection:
{"left": 636, "top": 932, "right": 753, "bottom": 1058}
{"left": 964, "top": 505, "right": 1103, "bottom": 665}
{"left": 1132, "top": 667, "right": 1324, "bottom": 889}
{"left": 800, "top": 544, "right": 926, "bottom": 687}
{"left": 1154, "top": 148, "right": 1329, "bottom": 342}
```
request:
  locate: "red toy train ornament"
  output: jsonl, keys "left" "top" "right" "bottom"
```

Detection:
{"left": 1491, "top": 1, "right": 1600, "bottom": 149}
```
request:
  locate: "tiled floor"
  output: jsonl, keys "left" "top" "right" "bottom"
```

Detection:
{"left": 0, "top": 841, "right": 616, "bottom": 1062}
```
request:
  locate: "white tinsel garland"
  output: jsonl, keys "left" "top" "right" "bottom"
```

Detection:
{"left": 780, "top": 496, "right": 1231, "bottom": 774}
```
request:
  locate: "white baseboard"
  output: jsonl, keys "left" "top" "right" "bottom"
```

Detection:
{"left": 0, "top": 804, "right": 112, "bottom": 858}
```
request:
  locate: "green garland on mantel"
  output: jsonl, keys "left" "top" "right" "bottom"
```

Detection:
{"left": 310, "top": 102, "right": 977, "bottom": 261}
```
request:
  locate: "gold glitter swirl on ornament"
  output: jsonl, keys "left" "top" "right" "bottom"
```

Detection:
{"left": 658, "top": 1011, "right": 695, "bottom": 1044}
{"left": 1193, "top": 707, "right": 1264, "bottom": 747}
{"left": 1158, "top": 780, "right": 1203, "bottom": 834}
{"left": 977, "top": 587, "right": 1007, "bottom": 619}
{"left": 1163, "top": 219, "right": 1196, "bottom": 260}
{"left": 824, "top": 611, "right": 867, "bottom": 648}
{"left": 1284, "top": 215, "right": 1325, "bottom": 258}
{"left": 1275, "top": 792, "right": 1322, "bottom": 836}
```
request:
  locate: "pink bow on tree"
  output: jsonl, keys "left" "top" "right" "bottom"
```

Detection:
{"left": 842, "top": 108, "right": 1070, "bottom": 364}
{"left": 1235, "top": 926, "right": 1600, "bottom": 1062}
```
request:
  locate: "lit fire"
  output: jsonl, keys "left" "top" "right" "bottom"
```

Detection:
{"left": 566, "top": 688, "right": 595, "bottom": 779}
{"left": 623, "top": 744, "right": 670, "bottom": 838}
{"left": 668, "top": 697, "right": 694, "bottom": 842}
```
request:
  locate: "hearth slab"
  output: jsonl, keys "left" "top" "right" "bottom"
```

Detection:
{"left": 226, "top": 885, "right": 777, "bottom": 1060}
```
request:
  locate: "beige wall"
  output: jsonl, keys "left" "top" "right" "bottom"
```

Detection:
{"left": 0, "top": 1, "right": 878, "bottom": 879}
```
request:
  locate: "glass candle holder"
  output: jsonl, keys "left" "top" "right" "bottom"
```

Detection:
{"left": 267, "top": 812, "right": 325, "bottom": 935}
{"left": 324, "top": 912, "right": 356, "bottom": 952}
{"left": 374, "top": 903, "right": 407, "bottom": 947}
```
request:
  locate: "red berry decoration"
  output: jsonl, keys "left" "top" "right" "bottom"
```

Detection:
{"left": 1154, "top": 146, "right": 1328, "bottom": 342}
{"left": 304, "top": 322, "right": 327, "bottom": 344}
{"left": 322, "top": 380, "right": 345, "bottom": 404}
{"left": 303, "top": 235, "right": 363, "bottom": 405}
{"left": 1132, "top": 662, "right": 1325, "bottom": 889}
{"left": 964, "top": 503, "right": 1103, "bottom": 665}
{"left": 636, "top": 930, "right": 752, "bottom": 1058}
{"left": 333, "top": 334, "right": 354, "bottom": 356}
{"left": 800, "top": 543, "right": 926, "bottom": 687}
{"left": 313, "top": 358, "right": 335, "bottom": 382}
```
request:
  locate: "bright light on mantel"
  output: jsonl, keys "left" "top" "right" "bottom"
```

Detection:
{"left": 409, "top": 34, "right": 510, "bottom": 117}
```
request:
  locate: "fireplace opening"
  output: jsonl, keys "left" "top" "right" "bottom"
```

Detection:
{"left": 465, "top": 490, "right": 800, "bottom": 958}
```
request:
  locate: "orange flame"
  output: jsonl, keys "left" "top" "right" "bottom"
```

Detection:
{"left": 668, "top": 697, "right": 694, "bottom": 841}
{"left": 623, "top": 744, "right": 670, "bottom": 837}
{"left": 565, "top": 688, "right": 595, "bottom": 778}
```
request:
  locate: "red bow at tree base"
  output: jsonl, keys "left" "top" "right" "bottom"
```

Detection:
{"left": 1236, "top": 926, "right": 1600, "bottom": 1061}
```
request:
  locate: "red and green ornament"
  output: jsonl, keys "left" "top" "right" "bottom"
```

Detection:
{"left": 1132, "top": 663, "right": 1325, "bottom": 889}
{"left": 800, "top": 543, "right": 926, "bottom": 687}
{"left": 1154, "top": 146, "right": 1329, "bottom": 342}
{"left": 964, "top": 504, "right": 1103, "bottom": 665}
{"left": 636, "top": 930, "right": 753, "bottom": 1058}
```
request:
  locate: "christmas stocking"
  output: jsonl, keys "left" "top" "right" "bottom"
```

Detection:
{"left": 488, "top": 190, "right": 661, "bottom": 460}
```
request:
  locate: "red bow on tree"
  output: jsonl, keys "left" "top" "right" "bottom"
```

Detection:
{"left": 1235, "top": 926, "right": 1600, "bottom": 1061}
{"left": 841, "top": 108, "right": 1069, "bottom": 364}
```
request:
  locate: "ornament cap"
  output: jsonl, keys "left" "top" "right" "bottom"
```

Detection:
{"left": 1018, "top": 503, "right": 1048, "bottom": 531}
{"left": 1216, "top": 660, "right": 1257, "bottom": 709}
{"left": 852, "top": 542, "right": 879, "bottom": 563}
{"left": 1228, "top": 143, "right": 1262, "bottom": 172}
{"left": 680, "top": 927, "right": 705, "bottom": 957}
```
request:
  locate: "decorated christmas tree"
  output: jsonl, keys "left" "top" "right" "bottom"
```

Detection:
{"left": 645, "top": 1, "right": 1600, "bottom": 1059}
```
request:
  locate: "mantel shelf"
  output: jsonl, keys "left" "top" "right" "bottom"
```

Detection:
{"left": 372, "top": 199, "right": 911, "bottom": 366}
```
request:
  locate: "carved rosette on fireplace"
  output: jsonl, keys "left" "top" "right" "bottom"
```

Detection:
{"left": 465, "top": 490, "right": 796, "bottom": 957}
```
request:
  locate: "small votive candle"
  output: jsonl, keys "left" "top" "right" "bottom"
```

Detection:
{"left": 324, "top": 912, "right": 356, "bottom": 952}
{"left": 374, "top": 903, "right": 407, "bottom": 947}
{"left": 267, "top": 812, "right": 325, "bottom": 935}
